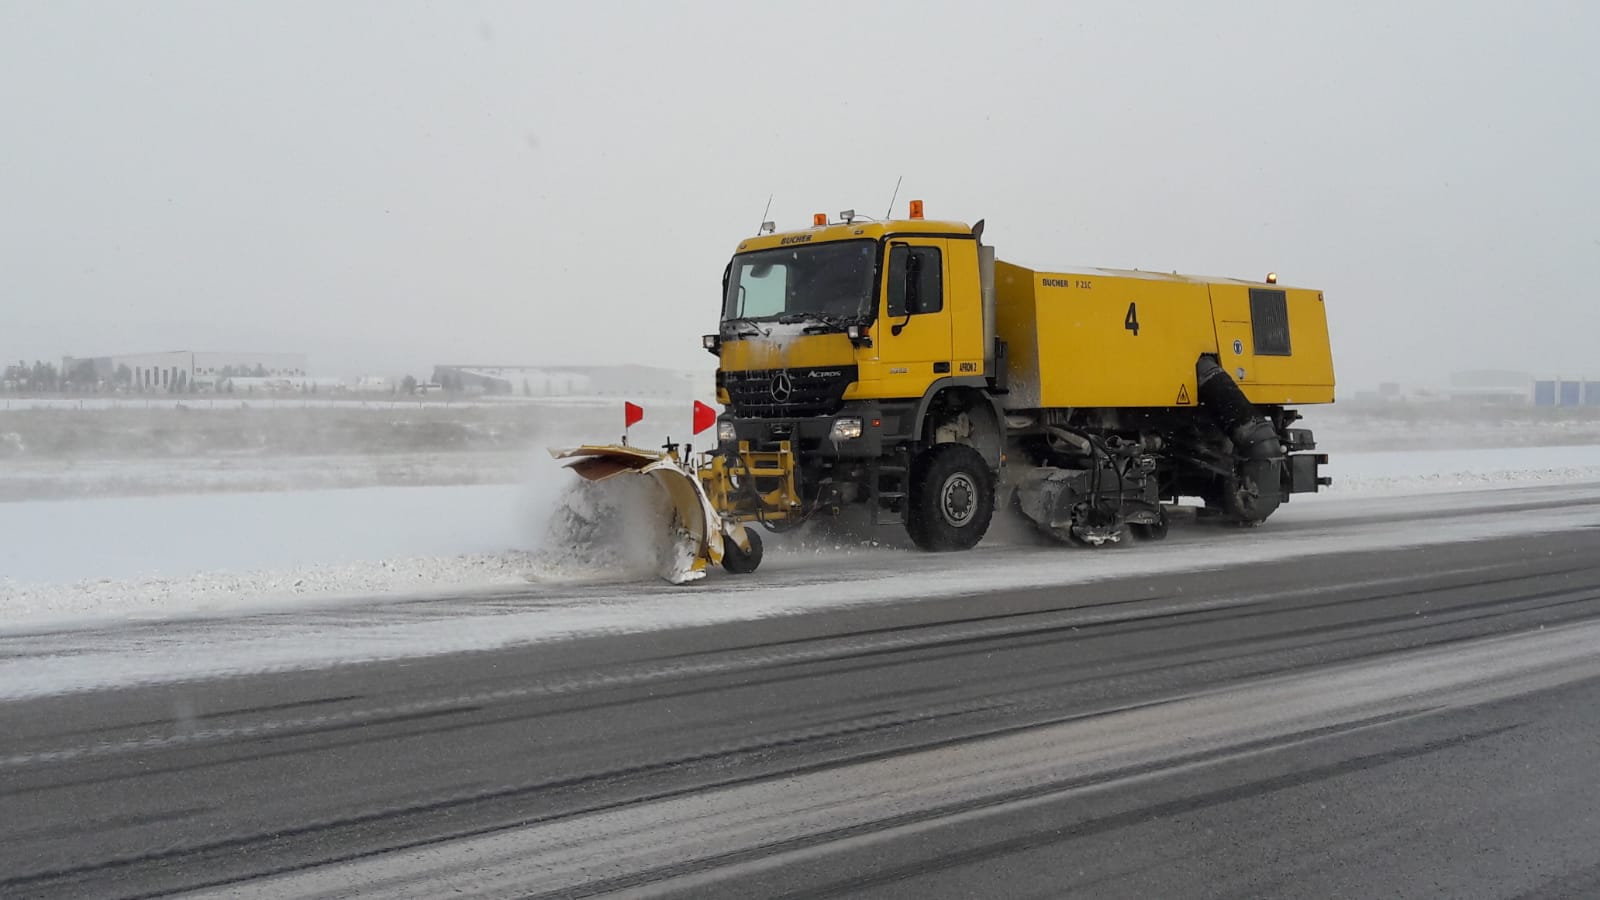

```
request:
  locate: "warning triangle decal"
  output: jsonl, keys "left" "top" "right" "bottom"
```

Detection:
{"left": 1176, "top": 384, "right": 1192, "bottom": 405}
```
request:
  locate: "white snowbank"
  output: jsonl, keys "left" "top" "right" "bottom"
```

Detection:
{"left": 0, "top": 484, "right": 537, "bottom": 584}
{"left": 1, "top": 444, "right": 1598, "bottom": 637}
{"left": 1316, "top": 443, "right": 1600, "bottom": 498}
{"left": 0, "top": 452, "right": 533, "bottom": 501}
{"left": 0, "top": 396, "right": 621, "bottom": 411}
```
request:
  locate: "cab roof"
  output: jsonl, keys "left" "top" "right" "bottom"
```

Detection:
{"left": 730, "top": 219, "right": 1307, "bottom": 291}
{"left": 733, "top": 218, "right": 973, "bottom": 254}
{"left": 1026, "top": 264, "right": 1312, "bottom": 291}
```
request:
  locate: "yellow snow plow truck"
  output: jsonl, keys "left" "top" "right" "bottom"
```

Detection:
{"left": 555, "top": 201, "right": 1334, "bottom": 582}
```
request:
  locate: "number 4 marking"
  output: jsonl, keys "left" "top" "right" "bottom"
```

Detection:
{"left": 1124, "top": 302, "right": 1140, "bottom": 336}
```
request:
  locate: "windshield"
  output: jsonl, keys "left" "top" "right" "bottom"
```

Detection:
{"left": 722, "top": 240, "right": 877, "bottom": 324}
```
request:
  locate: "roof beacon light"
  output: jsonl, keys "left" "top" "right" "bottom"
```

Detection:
{"left": 813, "top": 213, "right": 828, "bottom": 227}
{"left": 1266, "top": 271, "right": 1278, "bottom": 284}
{"left": 909, "top": 199, "right": 924, "bottom": 220}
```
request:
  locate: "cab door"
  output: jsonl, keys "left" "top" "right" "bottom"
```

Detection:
{"left": 874, "top": 238, "right": 954, "bottom": 399}
{"left": 1208, "top": 284, "right": 1258, "bottom": 387}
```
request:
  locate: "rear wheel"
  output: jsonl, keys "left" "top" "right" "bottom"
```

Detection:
{"left": 1129, "top": 506, "right": 1169, "bottom": 541}
{"left": 906, "top": 444, "right": 995, "bottom": 552}
{"left": 1217, "top": 458, "right": 1283, "bottom": 525}
{"left": 720, "top": 527, "right": 763, "bottom": 574}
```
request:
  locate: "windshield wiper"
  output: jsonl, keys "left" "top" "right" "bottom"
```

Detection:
{"left": 722, "top": 317, "right": 768, "bottom": 338}
{"left": 775, "top": 311, "right": 852, "bottom": 332}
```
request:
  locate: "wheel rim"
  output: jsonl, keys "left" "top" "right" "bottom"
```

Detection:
{"left": 940, "top": 472, "right": 978, "bottom": 527}
{"left": 1233, "top": 478, "right": 1260, "bottom": 513}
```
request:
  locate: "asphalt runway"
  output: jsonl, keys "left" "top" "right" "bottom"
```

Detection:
{"left": 5, "top": 494, "right": 1600, "bottom": 898}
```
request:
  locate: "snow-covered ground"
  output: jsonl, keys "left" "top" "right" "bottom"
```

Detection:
{"left": 1313, "top": 408, "right": 1600, "bottom": 451}
{"left": 0, "top": 395, "right": 623, "bottom": 411}
{"left": 2, "top": 443, "right": 1598, "bottom": 637}
{"left": 0, "top": 451, "right": 534, "bottom": 501}
{"left": 1317, "top": 443, "right": 1600, "bottom": 496}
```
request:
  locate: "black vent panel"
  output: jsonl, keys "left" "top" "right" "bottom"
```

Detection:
{"left": 723, "top": 366, "right": 858, "bottom": 418}
{"left": 1249, "top": 288, "right": 1292, "bottom": 356}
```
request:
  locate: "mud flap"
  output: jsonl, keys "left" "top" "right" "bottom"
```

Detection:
{"left": 549, "top": 445, "right": 747, "bottom": 584}
{"left": 1284, "top": 452, "right": 1332, "bottom": 494}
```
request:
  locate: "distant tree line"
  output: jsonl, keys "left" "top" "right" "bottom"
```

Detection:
{"left": 1, "top": 359, "right": 190, "bottom": 394}
{"left": 3, "top": 360, "right": 64, "bottom": 392}
{"left": 1, "top": 360, "right": 306, "bottom": 395}
{"left": 216, "top": 364, "right": 272, "bottom": 378}
{"left": 2, "top": 359, "right": 437, "bottom": 399}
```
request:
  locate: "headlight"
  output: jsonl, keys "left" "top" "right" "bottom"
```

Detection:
{"left": 829, "top": 417, "right": 863, "bottom": 441}
{"left": 717, "top": 420, "right": 737, "bottom": 443}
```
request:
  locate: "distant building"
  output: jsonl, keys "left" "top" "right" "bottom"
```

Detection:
{"left": 1444, "top": 369, "right": 1533, "bottom": 405}
{"left": 1533, "top": 377, "right": 1599, "bottom": 407}
{"left": 64, "top": 351, "right": 308, "bottom": 393}
{"left": 352, "top": 375, "right": 396, "bottom": 393}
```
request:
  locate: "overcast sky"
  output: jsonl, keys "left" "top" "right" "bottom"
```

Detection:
{"left": 2, "top": 1, "right": 1596, "bottom": 387}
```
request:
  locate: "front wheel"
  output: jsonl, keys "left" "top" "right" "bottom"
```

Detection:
{"left": 720, "top": 527, "right": 763, "bottom": 574}
{"left": 906, "top": 444, "right": 995, "bottom": 552}
{"left": 1129, "top": 506, "right": 1170, "bottom": 541}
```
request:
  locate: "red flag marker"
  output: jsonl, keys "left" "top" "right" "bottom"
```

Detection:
{"left": 624, "top": 402, "right": 644, "bottom": 428}
{"left": 692, "top": 400, "right": 716, "bottom": 435}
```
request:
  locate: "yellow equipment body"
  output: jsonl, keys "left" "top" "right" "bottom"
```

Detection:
{"left": 994, "top": 262, "right": 1335, "bottom": 410}
{"left": 560, "top": 204, "right": 1336, "bottom": 580}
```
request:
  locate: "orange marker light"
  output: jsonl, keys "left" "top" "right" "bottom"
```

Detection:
{"left": 909, "top": 199, "right": 924, "bottom": 219}
{"left": 813, "top": 213, "right": 827, "bottom": 226}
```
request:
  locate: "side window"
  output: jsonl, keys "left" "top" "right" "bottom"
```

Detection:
{"left": 1249, "top": 288, "right": 1291, "bottom": 355}
{"left": 734, "top": 263, "right": 787, "bottom": 318}
{"left": 887, "top": 246, "right": 943, "bottom": 317}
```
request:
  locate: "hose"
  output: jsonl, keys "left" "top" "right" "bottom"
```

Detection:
{"left": 1195, "top": 355, "right": 1283, "bottom": 520}
{"left": 1196, "top": 356, "right": 1280, "bottom": 460}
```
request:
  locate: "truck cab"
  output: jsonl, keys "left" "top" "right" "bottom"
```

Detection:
{"left": 709, "top": 211, "right": 998, "bottom": 462}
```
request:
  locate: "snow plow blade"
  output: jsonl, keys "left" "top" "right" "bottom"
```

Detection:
{"left": 548, "top": 444, "right": 755, "bottom": 584}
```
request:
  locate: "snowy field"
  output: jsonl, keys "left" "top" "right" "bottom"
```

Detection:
{"left": 0, "top": 401, "right": 699, "bottom": 499}
{"left": 3, "top": 399, "right": 1599, "bottom": 660}
{"left": 1314, "top": 407, "right": 1600, "bottom": 451}
{"left": 0, "top": 395, "right": 623, "bottom": 411}
{"left": 1311, "top": 443, "right": 1600, "bottom": 495}
{"left": 2, "top": 441, "right": 1598, "bottom": 634}
{"left": 0, "top": 451, "right": 535, "bottom": 501}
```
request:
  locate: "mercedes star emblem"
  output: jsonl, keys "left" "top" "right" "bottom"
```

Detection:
{"left": 770, "top": 371, "right": 794, "bottom": 402}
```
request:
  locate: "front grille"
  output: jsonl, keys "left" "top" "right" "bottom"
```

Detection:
{"left": 722, "top": 366, "right": 857, "bottom": 418}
